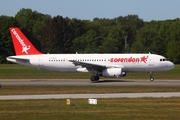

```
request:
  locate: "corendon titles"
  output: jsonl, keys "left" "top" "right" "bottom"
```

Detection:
{"left": 110, "top": 56, "right": 148, "bottom": 63}
{"left": 11, "top": 28, "right": 30, "bottom": 54}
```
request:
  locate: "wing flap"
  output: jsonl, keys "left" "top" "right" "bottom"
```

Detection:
{"left": 69, "top": 60, "right": 106, "bottom": 72}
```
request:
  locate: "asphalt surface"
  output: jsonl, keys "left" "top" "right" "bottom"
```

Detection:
{"left": 0, "top": 79, "right": 179, "bottom": 100}
{"left": 0, "top": 92, "right": 180, "bottom": 100}
{"left": 0, "top": 79, "right": 180, "bottom": 86}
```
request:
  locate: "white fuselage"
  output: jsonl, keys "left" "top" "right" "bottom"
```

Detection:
{"left": 7, "top": 53, "right": 174, "bottom": 73}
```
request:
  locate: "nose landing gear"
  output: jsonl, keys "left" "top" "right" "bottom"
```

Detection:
{"left": 150, "top": 72, "right": 154, "bottom": 81}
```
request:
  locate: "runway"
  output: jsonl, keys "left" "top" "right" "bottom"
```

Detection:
{"left": 0, "top": 79, "right": 180, "bottom": 100}
{"left": 0, "top": 79, "right": 180, "bottom": 86}
{"left": 0, "top": 92, "right": 180, "bottom": 100}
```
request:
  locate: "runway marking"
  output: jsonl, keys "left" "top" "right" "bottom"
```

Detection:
{"left": 0, "top": 92, "right": 180, "bottom": 100}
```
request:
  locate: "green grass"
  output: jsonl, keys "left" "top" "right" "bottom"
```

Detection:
{"left": 0, "top": 64, "right": 180, "bottom": 120}
{"left": 0, "top": 98, "right": 180, "bottom": 120}
{"left": 0, "top": 64, "right": 180, "bottom": 79}
{"left": 0, "top": 64, "right": 89, "bottom": 79}
{"left": 1, "top": 86, "right": 180, "bottom": 95}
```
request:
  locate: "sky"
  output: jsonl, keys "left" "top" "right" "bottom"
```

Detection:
{"left": 0, "top": 0, "right": 180, "bottom": 21}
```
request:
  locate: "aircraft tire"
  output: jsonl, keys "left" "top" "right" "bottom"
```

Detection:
{"left": 95, "top": 76, "right": 99, "bottom": 81}
{"left": 90, "top": 76, "right": 99, "bottom": 82}
{"left": 150, "top": 77, "right": 154, "bottom": 81}
{"left": 90, "top": 76, "right": 95, "bottom": 81}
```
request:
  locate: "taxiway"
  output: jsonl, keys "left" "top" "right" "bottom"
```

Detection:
{"left": 0, "top": 92, "right": 180, "bottom": 100}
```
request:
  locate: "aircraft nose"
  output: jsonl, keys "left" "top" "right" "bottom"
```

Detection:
{"left": 167, "top": 62, "right": 174, "bottom": 70}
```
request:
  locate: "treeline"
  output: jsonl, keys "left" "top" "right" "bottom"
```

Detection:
{"left": 0, "top": 8, "right": 180, "bottom": 63}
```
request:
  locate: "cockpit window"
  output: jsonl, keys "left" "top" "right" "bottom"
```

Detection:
{"left": 160, "top": 58, "right": 168, "bottom": 62}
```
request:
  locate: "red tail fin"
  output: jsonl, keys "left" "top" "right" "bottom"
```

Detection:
{"left": 9, "top": 28, "right": 42, "bottom": 55}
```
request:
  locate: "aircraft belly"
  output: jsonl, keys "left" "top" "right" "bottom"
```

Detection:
{"left": 125, "top": 64, "right": 151, "bottom": 72}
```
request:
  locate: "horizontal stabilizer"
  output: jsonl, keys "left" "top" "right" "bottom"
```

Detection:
{"left": 6, "top": 56, "right": 29, "bottom": 63}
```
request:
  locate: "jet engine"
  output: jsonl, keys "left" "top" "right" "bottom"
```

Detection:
{"left": 102, "top": 68, "right": 126, "bottom": 77}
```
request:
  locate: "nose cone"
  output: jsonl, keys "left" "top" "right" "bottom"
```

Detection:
{"left": 167, "top": 62, "right": 174, "bottom": 70}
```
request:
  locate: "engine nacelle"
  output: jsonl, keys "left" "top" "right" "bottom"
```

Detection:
{"left": 102, "top": 68, "right": 125, "bottom": 77}
{"left": 76, "top": 67, "right": 88, "bottom": 72}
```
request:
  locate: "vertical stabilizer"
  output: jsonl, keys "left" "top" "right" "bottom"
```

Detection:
{"left": 9, "top": 28, "right": 42, "bottom": 55}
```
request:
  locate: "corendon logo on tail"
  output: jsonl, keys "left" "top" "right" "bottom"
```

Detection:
{"left": 11, "top": 29, "right": 30, "bottom": 54}
{"left": 110, "top": 56, "right": 148, "bottom": 63}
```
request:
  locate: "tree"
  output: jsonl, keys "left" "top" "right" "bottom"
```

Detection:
{"left": 166, "top": 40, "right": 180, "bottom": 63}
{"left": 114, "top": 15, "right": 144, "bottom": 48}
{"left": 130, "top": 21, "right": 165, "bottom": 54}
{"left": 98, "top": 26, "right": 124, "bottom": 53}
{"left": 41, "top": 16, "right": 73, "bottom": 53}
{"left": 1, "top": 8, "right": 180, "bottom": 64}
{"left": 0, "top": 16, "right": 18, "bottom": 63}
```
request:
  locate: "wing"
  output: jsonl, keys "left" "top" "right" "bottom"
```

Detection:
{"left": 69, "top": 60, "right": 106, "bottom": 72}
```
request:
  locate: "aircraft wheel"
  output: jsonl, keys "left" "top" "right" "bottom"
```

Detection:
{"left": 149, "top": 72, "right": 154, "bottom": 81}
{"left": 90, "top": 76, "right": 95, "bottom": 81}
{"left": 95, "top": 76, "right": 99, "bottom": 81}
{"left": 90, "top": 76, "right": 99, "bottom": 82}
{"left": 150, "top": 77, "right": 154, "bottom": 81}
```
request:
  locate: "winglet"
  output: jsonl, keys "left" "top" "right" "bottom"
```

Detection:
{"left": 9, "top": 28, "right": 42, "bottom": 55}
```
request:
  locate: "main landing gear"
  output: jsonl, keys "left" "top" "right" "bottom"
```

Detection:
{"left": 90, "top": 70, "right": 100, "bottom": 82}
{"left": 150, "top": 72, "right": 154, "bottom": 81}
{"left": 90, "top": 75, "right": 99, "bottom": 82}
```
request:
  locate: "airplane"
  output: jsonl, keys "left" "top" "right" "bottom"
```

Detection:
{"left": 6, "top": 27, "right": 174, "bottom": 82}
